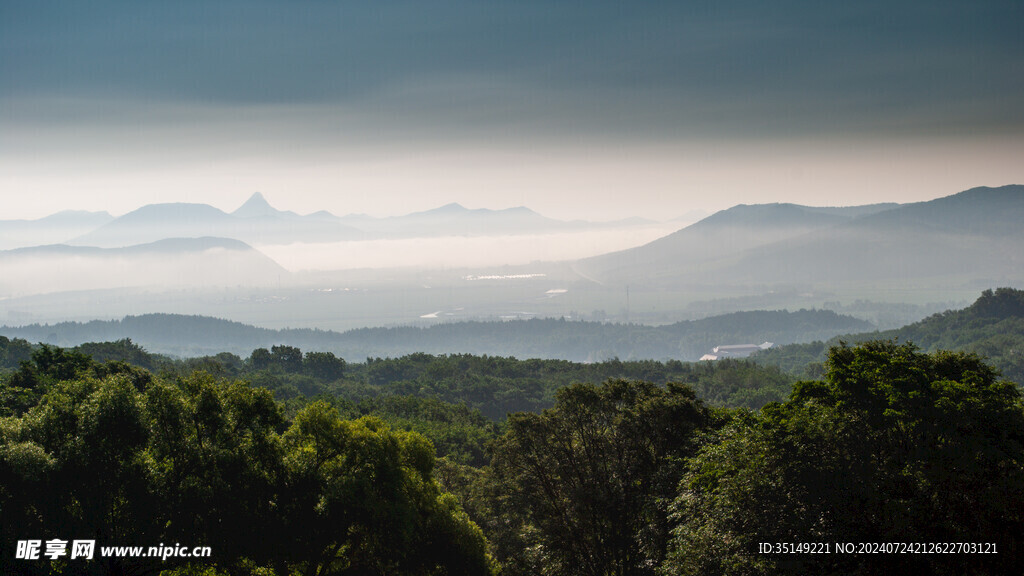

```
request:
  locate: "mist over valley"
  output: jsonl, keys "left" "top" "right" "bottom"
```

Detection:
{"left": 2, "top": 185, "right": 1019, "bottom": 341}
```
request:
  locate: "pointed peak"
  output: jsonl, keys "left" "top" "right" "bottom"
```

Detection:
{"left": 233, "top": 192, "right": 280, "bottom": 217}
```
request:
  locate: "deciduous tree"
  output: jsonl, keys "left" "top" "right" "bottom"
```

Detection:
{"left": 667, "top": 341, "right": 1024, "bottom": 576}
{"left": 491, "top": 379, "right": 712, "bottom": 576}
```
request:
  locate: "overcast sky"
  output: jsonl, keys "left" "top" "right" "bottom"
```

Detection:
{"left": 2, "top": 0, "right": 1022, "bottom": 221}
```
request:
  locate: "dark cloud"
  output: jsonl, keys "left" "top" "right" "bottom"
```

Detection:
{"left": 2, "top": 0, "right": 1022, "bottom": 137}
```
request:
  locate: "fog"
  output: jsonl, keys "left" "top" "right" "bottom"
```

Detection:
{"left": 256, "top": 225, "right": 681, "bottom": 272}
{"left": 0, "top": 244, "right": 285, "bottom": 298}
{"left": 0, "top": 224, "right": 680, "bottom": 298}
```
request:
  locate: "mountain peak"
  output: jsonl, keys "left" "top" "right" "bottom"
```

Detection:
{"left": 233, "top": 192, "right": 281, "bottom": 217}
{"left": 502, "top": 206, "right": 537, "bottom": 215}
{"left": 435, "top": 202, "right": 468, "bottom": 213}
{"left": 692, "top": 202, "right": 847, "bottom": 230}
{"left": 401, "top": 203, "right": 468, "bottom": 218}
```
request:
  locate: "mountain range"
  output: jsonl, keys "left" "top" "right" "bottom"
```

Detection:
{"left": 0, "top": 185, "right": 1020, "bottom": 330}
{"left": 337, "top": 202, "right": 623, "bottom": 238}
{"left": 1, "top": 192, "right": 665, "bottom": 250}
{"left": 68, "top": 194, "right": 367, "bottom": 248}
{"left": 574, "top": 185, "right": 1024, "bottom": 290}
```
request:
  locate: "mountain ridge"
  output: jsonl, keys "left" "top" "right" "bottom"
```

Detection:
{"left": 27, "top": 196, "right": 665, "bottom": 248}
{"left": 0, "top": 308, "right": 873, "bottom": 362}
{"left": 574, "top": 185, "right": 1024, "bottom": 289}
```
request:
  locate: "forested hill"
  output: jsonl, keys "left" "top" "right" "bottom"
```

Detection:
{"left": 755, "top": 287, "right": 1024, "bottom": 383}
{"left": 0, "top": 309, "right": 871, "bottom": 362}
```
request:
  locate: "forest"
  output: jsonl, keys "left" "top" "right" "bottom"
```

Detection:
{"left": 754, "top": 287, "right": 1024, "bottom": 383}
{"left": 2, "top": 290, "right": 1024, "bottom": 575}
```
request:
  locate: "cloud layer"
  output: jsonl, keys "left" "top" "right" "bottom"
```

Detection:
{"left": 2, "top": 1, "right": 1022, "bottom": 219}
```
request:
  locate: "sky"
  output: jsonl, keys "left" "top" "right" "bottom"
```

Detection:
{"left": 2, "top": 0, "right": 1023, "bottom": 221}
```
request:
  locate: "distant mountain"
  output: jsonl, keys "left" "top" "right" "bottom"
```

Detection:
{"left": 0, "top": 237, "right": 288, "bottom": 296}
{"left": 400, "top": 204, "right": 554, "bottom": 229}
{"left": 52, "top": 195, "right": 657, "bottom": 248}
{"left": 0, "top": 314, "right": 280, "bottom": 359}
{"left": 575, "top": 186, "right": 1024, "bottom": 291}
{"left": 574, "top": 202, "right": 890, "bottom": 285}
{"left": 31, "top": 210, "right": 116, "bottom": 227}
{"left": 670, "top": 209, "right": 712, "bottom": 224}
{"left": 73, "top": 203, "right": 232, "bottom": 245}
{"left": 232, "top": 191, "right": 305, "bottom": 219}
{"left": 0, "top": 210, "right": 115, "bottom": 249}
{"left": 0, "top": 308, "right": 872, "bottom": 361}
{"left": 8, "top": 194, "right": 662, "bottom": 253}
{"left": 798, "top": 203, "right": 900, "bottom": 218}
{"left": 854, "top": 185, "right": 1024, "bottom": 235}
{"left": 724, "top": 186, "right": 1024, "bottom": 285}
{"left": 338, "top": 203, "right": 645, "bottom": 238}
{"left": 70, "top": 195, "right": 363, "bottom": 247}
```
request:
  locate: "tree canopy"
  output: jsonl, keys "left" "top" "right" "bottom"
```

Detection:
{"left": 3, "top": 338, "right": 1023, "bottom": 575}
{"left": 0, "top": 352, "right": 492, "bottom": 576}
{"left": 489, "top": 379, "right": 715, "bottom": 576}
{"left": 668, "top": 341, "right": 1024, "bottom": 576}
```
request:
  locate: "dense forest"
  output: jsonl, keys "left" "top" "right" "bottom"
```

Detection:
{"left": 3, "top": 336, "right": 795, "bottom": 423}
{"left": 3, "top": 328, "right": 1023, "bottom": 574}
{"left": 755, "top": 288, "right": 1024, "bottom": 383}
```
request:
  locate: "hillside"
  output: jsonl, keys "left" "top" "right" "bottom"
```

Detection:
{"left": 573, "top": 202, "right": 875, "bottom": 285}
{"left": 574, "top": 186, "right": 1024, "bottom": 292}
{"left": 754, "top": 287, "right": 1024, "bottom": 383}
{"left": 725, "top": 186, "right": 1024, "bottom": 286}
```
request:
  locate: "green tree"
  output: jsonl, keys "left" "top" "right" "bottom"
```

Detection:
{"left": 75, "top": 338, "right": 162, "bottom": 370}
{"left": 304, "top": 350, "right": 346, "bottom": 382}
{"left": 145, "top": 372, "right": 288, "bottom": 572}
{"left": 2, "top": 345, "right": 96, "bottom": 418}
{"left": 0, "top": 335, "right": 33, "bottom": 369}
{"left": 249, "top": 347, "right": 272, "bottom": 370}
{"left": 490, "top": 379, "right": 713, "bottom": 576}
{"left": 1, "top": 373, "right": 163, "bottom": 576}
{"left": 272, "top": 345, "right": 303, "bottom": 373}
{"left": 1, "top": 346, "right": 498, "bottom": 575}
{"left": 10, "top": 344, "right": 93, "bottom": 389}
{"left": 282, "top": 401, "right": 494, "bottom": 576}
{"left": 667, "top": 341, "right": 1024, "bottom": 576}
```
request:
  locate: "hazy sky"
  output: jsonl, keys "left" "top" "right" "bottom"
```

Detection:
{"left": 2, "top": 0, "right": 1022, "bottom": 221}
